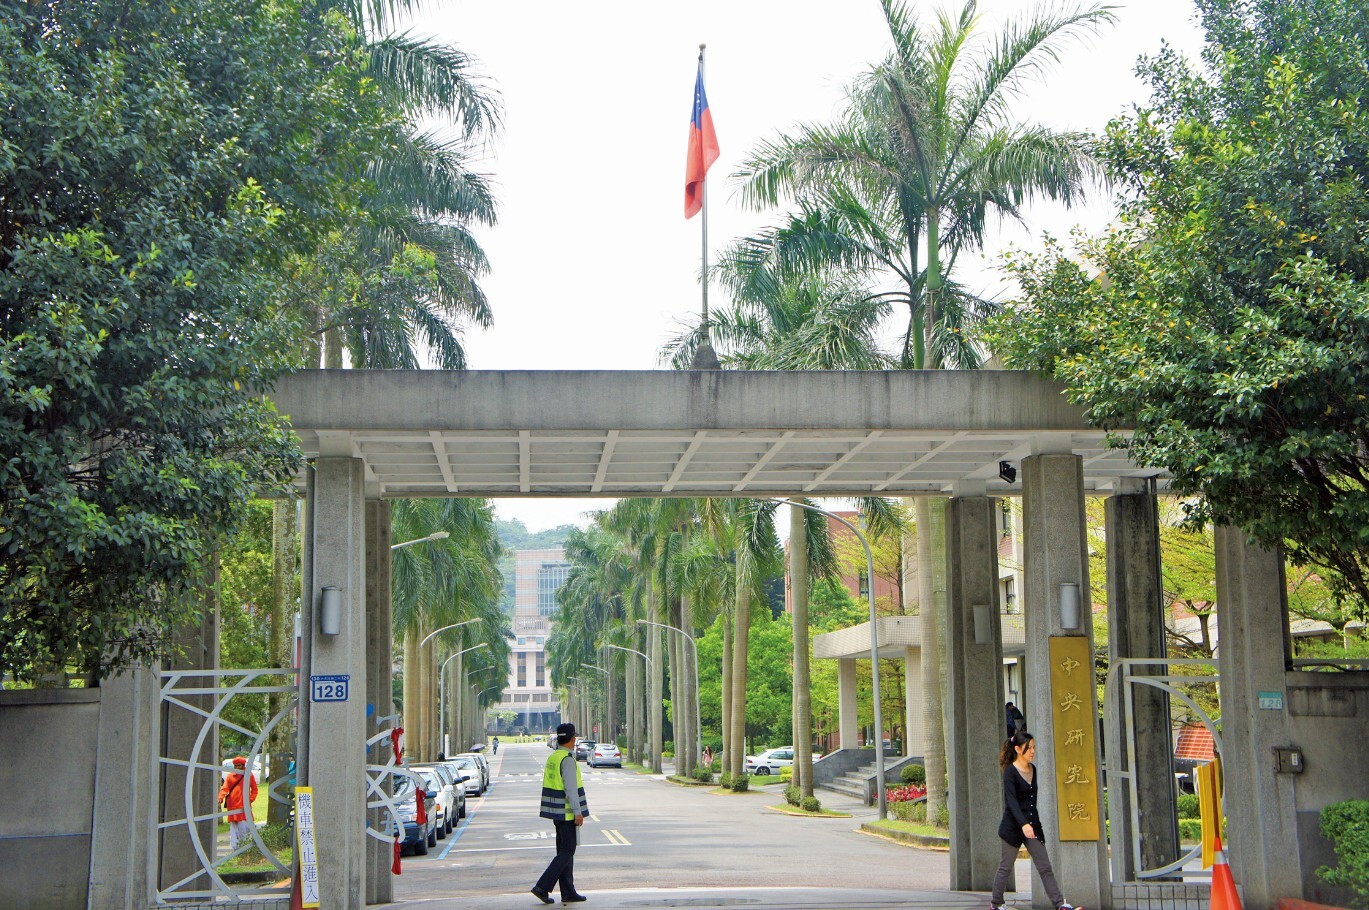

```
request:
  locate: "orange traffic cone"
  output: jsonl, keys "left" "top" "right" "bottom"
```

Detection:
{"left": 1211, "top": 835, "right": 1243, "bottom": 910}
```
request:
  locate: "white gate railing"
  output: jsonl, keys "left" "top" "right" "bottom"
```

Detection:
{"left": 156, "top": 668, "right": 414, "bottom": 904}
{"left": 1103, "top": 657, "right": 1220, "bottom": 883}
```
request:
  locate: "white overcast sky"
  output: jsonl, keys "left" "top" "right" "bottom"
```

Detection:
{"left": 410, "top": 1, "right": 1206, "bottom": 532}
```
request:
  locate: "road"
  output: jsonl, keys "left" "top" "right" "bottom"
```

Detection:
{"left": 393, "top": 741, "right": 959, "bottom": 906}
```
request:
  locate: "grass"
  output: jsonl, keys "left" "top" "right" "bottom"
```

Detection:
{"left": 869, "top": 818, "right": 949, "bottom": 839}
{"left": 219, "top": 846, "right": 292, "bottom": 876}
{"left": 748, "top": 773, "right": 787, "bottom": 786}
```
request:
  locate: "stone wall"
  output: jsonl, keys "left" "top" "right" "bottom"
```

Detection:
{"left": 0, "top": 688, "right": 101, "bottom": 910}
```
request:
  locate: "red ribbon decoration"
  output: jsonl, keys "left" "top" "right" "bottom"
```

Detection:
{"left": 392, "top": 836, "right": 402, "bottom": 875}
{"left": 390, "top": 727, "right": 403, "bottom": 764}
{"left": 415, "top": 786, "right": 427, "bottom": 825}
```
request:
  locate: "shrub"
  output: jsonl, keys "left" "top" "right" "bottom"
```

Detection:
{"left": 719, "top": 772, "right": 732, "bottom": 789}
{"left": 779, "top": 765, "right": 793, "bottom": 781}
{"left": 662, "top": 751, "right": 674, "bottom": 759}
{"left": 663, "top": 741, "right": 674, "bottom": 755}
{"left": 801, "top": 796, "right": 821, "bottom": 813}
{"left": 258, "top": 823, "right": 293, "bottom": 852}
{"left": 784, "top": 785, "right": 801, "bottom": 807}
{"left": 1178, "top": 819, "right": 1203, "bottom": 842}
{"left": 901, "top": 764, "right": 927, "bottom": 785}
{"left": 710, "top": 757, "right": 722, "bottom": 772}
{"left": 1318, "top": 800, "right": 1369, "bottom": 908}
{"left": 730, "top": 773, "right": 750, "bottom": 792}
{"left": 1176, "top": 793, "right": 1200, "bottom": 819}
{"left": 891, "top": 800, "right": 926, "bottom": 822}
{"left": 934, "top": 804, "right": 949, "bottom": 827}
{"left": 691, "top": 767, "right": 713, "bottom": 783}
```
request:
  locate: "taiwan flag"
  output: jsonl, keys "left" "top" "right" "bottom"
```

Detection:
{"left": 684, "top": 61, "right": 719, "bottom": 219}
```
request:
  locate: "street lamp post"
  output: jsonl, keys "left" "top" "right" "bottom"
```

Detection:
{"left": 638, "top": 618, "right": 701, "bottom": 775}
{"left": 603, "top": 645, "right": 650, "bottom": 763}
{"left": 440, "top": 643, "right": 489, "bottom": 757}
{"left": 776, "top": 498, "right": 888, "bottom": 820}
{"left": 390, "top": 530, "right": 450, "bottom": 551}
{"left": 418, "top": 618, "right": 477, "bottom": 649}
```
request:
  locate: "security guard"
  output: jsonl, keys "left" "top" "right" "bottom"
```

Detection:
{"left": 531, "top": 722, "right": 588, "bottom": 904}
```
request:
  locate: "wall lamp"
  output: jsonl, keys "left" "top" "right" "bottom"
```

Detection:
{"left": 1059, "top": 582, "right": 1081, "bottom": 631}
{"left": 998, "top": 461, "right": 1017, "bottom": 484}
{"left": 972, "top": 604, "right": 991, "bottom": 645}
{"left": 320, "top": 585, "right": 342, "bottom": 635}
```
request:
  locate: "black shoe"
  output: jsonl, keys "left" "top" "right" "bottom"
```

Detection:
{"left": 531, "top": 887, "right": 554, "bottom": 905}
{"left": 563, "top": 895, "right": 588, "bottom": 903}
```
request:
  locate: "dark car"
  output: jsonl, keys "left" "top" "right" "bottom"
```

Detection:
{"left": 574, "top": 739, "right": 597, "bottom": 761}
{"left": 391, "top": 777, "right": 439, "bottom": 856}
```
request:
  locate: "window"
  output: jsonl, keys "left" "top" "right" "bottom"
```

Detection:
{"left": 1002, "top": 577, "right": 1018, "bottom": 614}
{"left": 537, "top": 562, "right": 570, "bottom": 616}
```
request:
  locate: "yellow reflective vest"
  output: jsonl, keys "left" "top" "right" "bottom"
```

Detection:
{"left": 539, "top": 747, "right": 588, "bottom": 821}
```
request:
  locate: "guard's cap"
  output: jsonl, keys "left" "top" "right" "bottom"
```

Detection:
{"left": 556, "top": 722, "right": 576, "bottom": 742}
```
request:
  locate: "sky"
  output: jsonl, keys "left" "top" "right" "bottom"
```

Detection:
{"left": 409, "top": 0, "right": 1207, "bottom": 532}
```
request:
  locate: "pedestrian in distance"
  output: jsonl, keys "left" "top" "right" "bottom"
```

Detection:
{"left": 990, "top": 731, "right": 1078, "bottom": 910}
{"left": 531, "top": 722, "right": 588, "bottom": 904}
{"left": 219, "top": 756, "right": 258, "bottom": 852}
{"left": 1005, "top": 701, "right": 1026, "bottom": 738}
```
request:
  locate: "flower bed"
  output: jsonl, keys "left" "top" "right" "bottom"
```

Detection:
{"left": 885, "top": 784, "right": 927, "bottom": 803}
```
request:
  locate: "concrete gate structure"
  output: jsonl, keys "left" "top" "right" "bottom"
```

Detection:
{"left": 49, "top": 369, "right": 1368, "bottom": 910}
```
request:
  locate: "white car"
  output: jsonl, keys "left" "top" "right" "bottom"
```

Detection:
{"left": 588, "top": 743, "right": 621, "bottom": 768}
{"left": 745, "top": 747, "right": 795, "bottom": 776}
{"left": 448, "top": 754, "right": 487, "bottom": 795}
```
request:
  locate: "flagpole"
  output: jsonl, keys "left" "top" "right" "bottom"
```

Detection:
{"left": 691, "top": 42, "right": 721, "bottom": 370}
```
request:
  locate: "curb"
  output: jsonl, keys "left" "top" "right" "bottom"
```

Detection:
{"left": 765, "top": 804, "right": 852, "bottom": 818}
{"left": 665, "top": 775, "right": 713, "bottom": 787}
{"left": 858, "top": 822, "right": 951, "bottom": 850}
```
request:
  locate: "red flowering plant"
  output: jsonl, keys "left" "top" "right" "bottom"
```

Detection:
{"left": 886, "top": 784, "right": 927, "bottom": 803}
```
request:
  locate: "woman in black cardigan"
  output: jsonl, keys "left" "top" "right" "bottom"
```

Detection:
{"left": 991, "top": 731, "right": 1077, "bottom": 910}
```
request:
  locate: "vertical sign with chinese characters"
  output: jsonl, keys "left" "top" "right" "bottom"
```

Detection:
{"left": 295, "top": 786, "right": 321, "bottom": 908}
{"left": 1049, "top": 636, "right": 1101, "bottom": 841}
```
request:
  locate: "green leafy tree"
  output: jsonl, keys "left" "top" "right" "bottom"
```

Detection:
{"left": 0, "top": 0, "right": 387, "bottom": 683}
{"left": 988, "top": 0, "right": 1369, "bottom": 616}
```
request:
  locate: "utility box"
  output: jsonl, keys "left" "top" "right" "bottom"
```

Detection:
{"left": 1273, "top": 746, "right": 1305, "bottom": 774}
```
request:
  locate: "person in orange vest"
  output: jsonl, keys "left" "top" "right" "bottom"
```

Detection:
{"left": 219, "top": 756, "right": 259, "bottom": 851}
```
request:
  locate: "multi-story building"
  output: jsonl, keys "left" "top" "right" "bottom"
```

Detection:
{"left": 492, "top": 548, "right": 569, "bottom": 733}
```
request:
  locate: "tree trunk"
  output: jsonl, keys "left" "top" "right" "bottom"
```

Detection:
{"left": 721, "top": 615, "right": 732, "bottom": 772}
{"left": 403, "top": 629, "right": 418, "bottom": 760}
{"left": 728, "top": 557, "right": 751, "bottom": 781}
{"left": 680, "top": 593, "right": 696, "bottom": 778}
{"left": 668, "top": 598, "right": 682, "bottom": 774}
{"left": 267, "top": 498, "right": 298, "bottom": 826}
{"left": 648, "top": 585, "right": 664, "bottom": 773}
{"left": 791, "top": 504, "right": 815, "bottom": 797}
{"left": 916, "top": 496, "right": 949, "bottom": 824}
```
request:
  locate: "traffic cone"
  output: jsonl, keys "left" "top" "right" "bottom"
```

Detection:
{"left": 1211, "top": 835, "right": 1243, "bottom": 910}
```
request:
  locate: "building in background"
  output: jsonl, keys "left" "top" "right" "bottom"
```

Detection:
{"left": 492, "top": 548, "right": 569, "bottom": 733}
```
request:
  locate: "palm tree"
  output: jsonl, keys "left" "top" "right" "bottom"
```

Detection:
{"left": 730, "top": 0, "right": 1113, "bottom": 822}
{"left": 391, "top": 498, "right": 507, "bottom": 761}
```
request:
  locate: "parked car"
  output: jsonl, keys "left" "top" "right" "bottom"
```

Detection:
{"left": 391, "top": 776, "right": 438, "bottom": 855}
{"left": 745, "top": 747, "right": 795, "bottom": 776}
{"left": 462, "top": 750, "right": 491, "bottom": 789}
{"left": 437, "top": 762, "right": 473, "bottom": 816}
{"left": 588, "top": 742, "right": 621, "bottom": 768}
{"left": 574, "top": 739, "right": 597, "bottom": 761}
{"left": 451, "top": 753, "right": 488, "bottom": 795}
{"left": 410, "top": 764, "right": 463, "bottom": 836}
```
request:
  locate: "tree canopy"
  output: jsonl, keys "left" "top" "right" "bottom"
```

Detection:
{"left": 0, "top": 0, "right": 396, "bottom": 681}
{"left": 987, "top": 0, "right": 1369, "bottom": 615}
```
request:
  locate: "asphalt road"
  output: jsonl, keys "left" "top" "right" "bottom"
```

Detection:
{"left": 394, "top": 741, "right": 953, "bottom": 902}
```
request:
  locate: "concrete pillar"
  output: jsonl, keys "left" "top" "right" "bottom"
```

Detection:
{"left": 1104, "top": 482, "right": 1179, "bottom": 879}
{"left": 902, "top": 647, "right": 923, "bottom": 758}
{"left": 1022, "top": 452, "right": 1108, "bottom": 909}
{"left": 157, "top": 578, "right": 219, "bottom": 892}
{"left": 945, "top": 494, "right": 1008, "bottom": 890}
{"left": 365, "top": 501, "right": 393, "bottom": 905}
{"left": 88, "top": 665, "right": 160, "bottom": 910}
{"left": 837, "top": 658, "right": 859, "bottom": 749}
{"left": 300, "top": 457, "right": 368, "bottom": 910}
{"left": 1214, "top": 527, "right": 1302, "bottom": 904}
